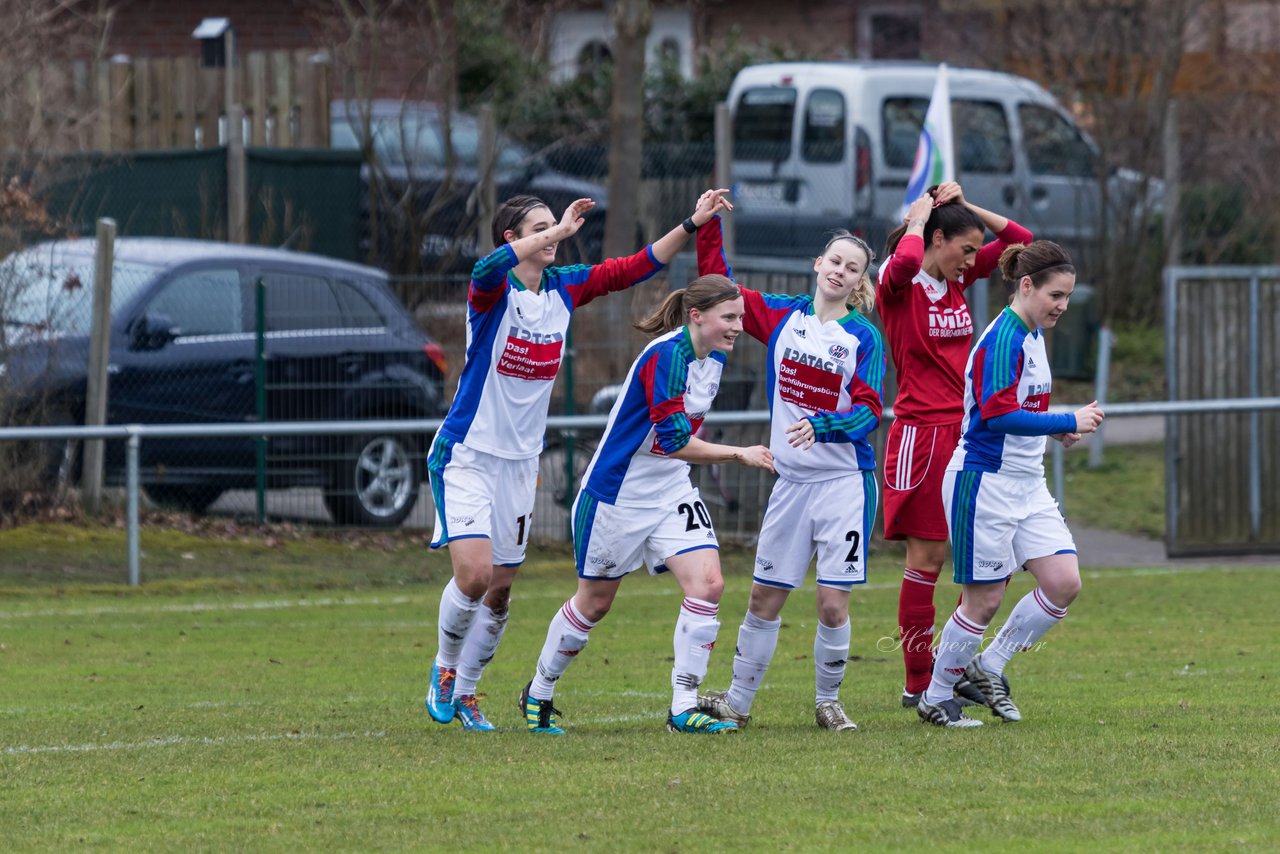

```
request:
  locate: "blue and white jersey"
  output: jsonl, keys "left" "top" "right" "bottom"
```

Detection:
{"left": 580, "top": 327, "right": 725, "bottom": 508}
{"left": 437, "top": 242, "right": 663, "bottom": 460}
{"left": 948, "top": 307, "right": 1059, "bottom": 477}
{"left": 696, "top": 219, "right": 884, "bottom": 481}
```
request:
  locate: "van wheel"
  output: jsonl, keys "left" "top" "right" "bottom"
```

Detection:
{"left": 145, "top": 485, "right": 225, "bottom": 514}
{"left": 324, "top": 434, "right": 420, "bottom": 527}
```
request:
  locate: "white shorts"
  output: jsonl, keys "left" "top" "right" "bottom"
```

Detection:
{"left": 572, "top": 485, "right": 719, "bottom": 580}
{"left": 753, "top": 472, "right": 878, "bottom": 590}
{"left": 943, "top": 469, "right": 1076, "bottom": 584}
{"left": 427, "top": 434, "right": 539, "bottom": 566}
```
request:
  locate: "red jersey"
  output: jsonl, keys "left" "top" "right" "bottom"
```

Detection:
{"left": 876, "top": 221, "right": 1032, "bottom": 425}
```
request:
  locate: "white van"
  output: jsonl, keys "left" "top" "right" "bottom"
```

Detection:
{"left": 728, "top": 61, "right": 1120, "bottom": 264}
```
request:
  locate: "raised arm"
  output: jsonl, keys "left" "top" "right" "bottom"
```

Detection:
{"left": 932, "top": 182, "right": 1033, "bottom": 281}
{"left": 878, "top": 194, "right": 933, "bottom": 296}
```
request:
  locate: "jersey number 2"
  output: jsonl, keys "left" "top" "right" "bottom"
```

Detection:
{"left": 844, "top": 530, "right": 861, "bottom": 563}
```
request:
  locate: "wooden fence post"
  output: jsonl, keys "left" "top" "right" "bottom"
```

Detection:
{"left": 82, "top": 218, "right": 116, "bottom": 513}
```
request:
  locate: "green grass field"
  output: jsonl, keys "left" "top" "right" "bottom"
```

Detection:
{"left": 3, "top": 549, "right": 1278, "bottom": 851}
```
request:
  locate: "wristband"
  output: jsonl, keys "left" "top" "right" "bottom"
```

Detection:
{"left": 681, "top": 217, "right": 698, "bottom": 234}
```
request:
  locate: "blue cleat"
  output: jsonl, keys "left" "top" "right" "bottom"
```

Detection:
{"left": 667, "top": 708, "right": 739, "bottom": 734}
{"left": 426, "top": 663, "right": 457, "bottom": 724}
{"left": 454, "top": 694, "right": 496, "bottom": 732}
{"left": 519, "top": 680, "right": 565, "bottom": 735}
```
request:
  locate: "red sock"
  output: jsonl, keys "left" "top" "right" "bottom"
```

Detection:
{"left": 899, "top": 567, "right": 940, "bottom": 694}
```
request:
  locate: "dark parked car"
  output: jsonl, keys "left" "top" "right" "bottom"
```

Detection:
{"left": 0, "top": 238, "right": 448, "bottom": 526}
{"left": 330, "top": 100, "right": 608, "bottom": 272}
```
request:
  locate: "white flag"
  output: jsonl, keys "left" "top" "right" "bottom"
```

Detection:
{"left": 900, "top": 64, "right": 955, "bottom": 219}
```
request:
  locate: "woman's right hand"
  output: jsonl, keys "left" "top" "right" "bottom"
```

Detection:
{"left": 932, "top": 181, "right": 965, "bottom": 207}
{"left": 559, "top": 198, "right": 595, "bottom": 236}
{"left": 692, "top": 187, "right": 733, "bottom": 227}
{"left": 1073, "top": 401, "right": 1105, "bottom": 434}
{"left": 735, "top": 445, "right": 775, "bottom": 473}
{"left": 905, "top": 195, "right": 933, "bottom": 227}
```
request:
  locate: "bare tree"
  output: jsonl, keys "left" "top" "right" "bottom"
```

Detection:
{"left": 602, "top": 0, "right": 652, "bottom": 261}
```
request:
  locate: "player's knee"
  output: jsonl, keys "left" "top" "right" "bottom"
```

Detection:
{"left": 1042, "top": 574, "right": 1081, "bottom": 609}
{"left": 455, "top": 567, "right": 492, "bottom": 599}
{"left": 817, "top": 601, "right": 848, "bottom": 627}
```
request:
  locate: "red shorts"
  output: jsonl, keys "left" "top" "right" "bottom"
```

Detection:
{"left": 882, "top": 420, "right": 960, "bottom": 541}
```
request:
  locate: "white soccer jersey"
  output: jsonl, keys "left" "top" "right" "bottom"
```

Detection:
{"left": 437, "top": 243, "right": 663, "bottom": 460}
{"left": 579, "top": 327, "right": 726, "bottom": 508}
{"left": 948, "top": 307, "right": 1059, "bottom": 477}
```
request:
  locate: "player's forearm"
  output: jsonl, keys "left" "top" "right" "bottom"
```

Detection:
{"left": 669, "top": 436, "right": 746, "bottom": 465}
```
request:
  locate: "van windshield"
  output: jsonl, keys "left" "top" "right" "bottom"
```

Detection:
{"left": 735, "top": 87, "right": 796, "bottom": 162}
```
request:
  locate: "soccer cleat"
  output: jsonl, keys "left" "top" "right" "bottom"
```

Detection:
{"left": 695, "top": 689, "right": 751, "bottom": 727}
{"left": 454, "top": 694, "right": 496, "bottom": 732}
{"left": 963, "top": 658, "right": 1021, "bottom": 722}
{"left": 519, "top": 680, "right": 565, "bottom": 735}
{"left": 953, "top": 676, "right": 987, "bottom": 708}
{"left": 815, "top": 700, "right": 858, "bottom": 732}
{"left": 903, "top": 681, "right": 981, "bottom": 709}
{"left": 917, "top": 697, "right": 984, "bottom": 728}
{"left": 426, "top": 663, "right": 457, "bottom": 724}
{"left": 667, "top": 708, "right": 739, "bottom": 734}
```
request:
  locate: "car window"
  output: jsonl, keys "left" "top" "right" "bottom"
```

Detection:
{"left": 735, "top": 87, "right": 796, "bottom": 161}
{"left": 0, "top": 253, "right": 158, "bottom": 335}
{"left": 881, "top": 97, "right": 926, "bottom": 169}
{"left": 146, "top": 268, "right": 243, "bottom": 336}
{"left": 264, "top": 272, "right": 343, "bottom": 332}
{"left": 955, "top": 100, "right": 1013, "bottom": 174}
{"left": 1019, "top": 104, "right": 1096, "bottom": 177}
{"left": 802, "top": 89, "right": 845, "bottom": 164}
{"left": 334, "top": 281, "right": 386, "bottom": 329}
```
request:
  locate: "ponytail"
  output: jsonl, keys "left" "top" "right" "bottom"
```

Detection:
{"left": 998, "top": 240, "right": 1074, "bottom": 286}
{"left": 635, "top": 274, "right": 740, "bottom": 336}
{"left": 884, "top": 185, "right": 984, "bottom": 257}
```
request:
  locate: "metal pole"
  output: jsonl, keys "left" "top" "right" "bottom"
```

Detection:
{"left": 255, "top": 276, "right": 267, "bottom": 522}
{"left": 1248, "top": 276, "right": 1261, "bottom": 540}
{"left": 126, "top": 432, "right": 140, "bottom": 586}
{"left": 1089, "top": 326, "right": 1112, "bottom": 469}
{"left": 82, "top": 218, "right": 116, "bottom": 513}
{"left": 562, "top": 325, "right": 576, "bottom": 541}
{"left": 1163, "top": 267, "right": 1179, "bottom": 551}
{"left": 970, "top": 278, "right": 989, "bottom": 339}
{"left": 714, "top": 102, "right": 735, "bottom": 260}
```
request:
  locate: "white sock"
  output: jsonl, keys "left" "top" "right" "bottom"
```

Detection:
{"left": 454, "top": 603, "right": 509, "bottom": 697}
{"left": 924, "top": 611, "right": 988, "bottom": 706}
{"left": 814, "top": 619, "right": 851, "bottom": 703}
{"left": 672, "top": 597, "right": 720, "bottom": 715}
{"left": 529, "top": 599, "right": 596, "bottom": 701}
{"left": 435, "top": 578, "right": 481, "bottom": 669}
{"left": 980, "top": 587, "right": 1067, "bottom": 677}
{"left": 727, "top": 611, "right": 780, "bottom": 715}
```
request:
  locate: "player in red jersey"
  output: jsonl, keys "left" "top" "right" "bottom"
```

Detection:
{"left": 877, "top": 182, "right": 1032, "bottom": 707}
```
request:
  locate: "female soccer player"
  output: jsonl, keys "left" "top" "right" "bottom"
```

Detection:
{"left": 693, "top": 210, "right": 885, "bottom": 732}
{"left": 519, "top": 272, "right": 775, "bottom": 735}
{"left": 878, "top": 183, "right": 1033, "bottom": 708}
{"left": 917, "top": 240, "right": 1104, "bottom": 727}
{"left": 426, "top": 189, "right": 732, "bottom": 731}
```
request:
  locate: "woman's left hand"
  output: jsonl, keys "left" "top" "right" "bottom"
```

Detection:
{"left": 933, "top": 181, "right": 965, "bottom": 207}
{"left": 1052, "top": 431, "right": 1082, "bottom": 449}
{"left": 785, "top": 419, "right": 816, "bottom": 450}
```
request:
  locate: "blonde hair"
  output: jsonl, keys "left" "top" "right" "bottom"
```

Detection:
{"left": 635, "top": 274, "right": 740, "bottom": 335}
{"left": 820, "top": 231, "right": 876, "bottom": 314}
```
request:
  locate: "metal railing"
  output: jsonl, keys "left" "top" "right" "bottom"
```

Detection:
{"left": 4, "top": 396, "right": 1279, "bottom": 584}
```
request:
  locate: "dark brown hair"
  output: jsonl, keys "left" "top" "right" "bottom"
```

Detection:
{"left": 634, "top": 274, "right": 741, "bottom": 336}
{"left": 998, "top": 240, "right": 1075, "bottom": 286}
{"left": 491, "top": 194, "right": 550, "bottom": 247}
{"left": 883, "top": 185, "right": 985, "bottom": 257}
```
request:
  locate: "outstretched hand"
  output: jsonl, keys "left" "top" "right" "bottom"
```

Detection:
{"left": 693, "top": 187, "right": 733, "bottom": 227}
{"left": 559, "top": 198, "right": 595, "bottom": 236}
{"left": 736, "top": 444, "right": 775, "bottom": 473}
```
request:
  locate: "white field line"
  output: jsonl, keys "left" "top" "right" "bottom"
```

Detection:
{"left": 1, "top": 562, "right": 1273, "bottom": 622}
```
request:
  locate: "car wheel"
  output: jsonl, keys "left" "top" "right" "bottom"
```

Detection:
{"left": 324, "top": 433, "right": 420, "bottom": 527}
{"left": 145, "top": 485, "right": 225, "bottom": 514}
